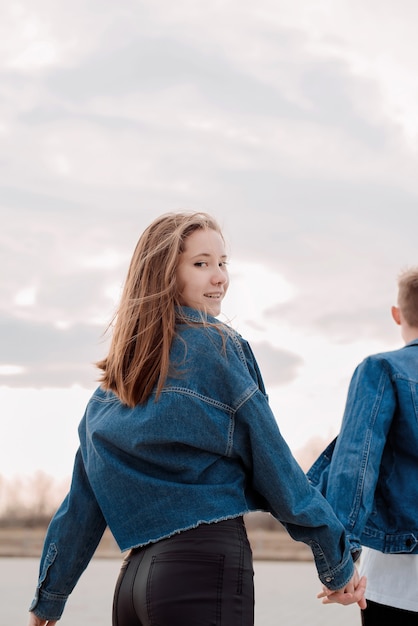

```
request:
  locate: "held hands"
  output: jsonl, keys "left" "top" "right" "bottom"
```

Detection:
{"left": 27, "top": 612, "right": 57, "bottom": 626}
{"left": 317, "top": 568, "right": 367, "bottom": 609}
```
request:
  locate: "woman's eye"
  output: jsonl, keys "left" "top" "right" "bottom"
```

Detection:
{"left": 194, "top": 261, "right": 207, "bottom": 267}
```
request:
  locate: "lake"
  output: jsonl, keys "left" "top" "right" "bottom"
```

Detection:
{"left": 3, "top": 557, "right": 361, "bottom": 625}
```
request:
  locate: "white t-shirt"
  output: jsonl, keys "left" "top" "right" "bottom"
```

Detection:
{"left": 359, "top": 546, "right": 418, "bottom": 612}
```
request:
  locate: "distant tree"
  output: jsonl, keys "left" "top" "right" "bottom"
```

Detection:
{"left": 294, "top": 434, "right": 335, "bottom": 472}
{"left": 0, "top": 472, "right": 69, "bottom": 527}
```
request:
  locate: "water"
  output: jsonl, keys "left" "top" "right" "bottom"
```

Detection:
{"left": 3, "top": 557, "right": 361, "bottom": 625}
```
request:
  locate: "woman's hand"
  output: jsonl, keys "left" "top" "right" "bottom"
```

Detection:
{"left": 28, "top": 612, "right": 58, "bottom": 626}
{"left": 317, "top": 569, "right": 367, "bottom": 609}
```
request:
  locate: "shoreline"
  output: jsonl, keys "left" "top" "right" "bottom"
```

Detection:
{"left": 0, "top": 526, "right": 312, "bottom": 561}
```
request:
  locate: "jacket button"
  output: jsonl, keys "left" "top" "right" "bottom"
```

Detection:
{"left": 325, "top": 577, "right": 332, "bottom": 582}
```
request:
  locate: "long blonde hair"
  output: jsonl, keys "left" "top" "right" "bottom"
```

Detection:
{"left": 96, "top": 211, "right": 224, "bottom": 407}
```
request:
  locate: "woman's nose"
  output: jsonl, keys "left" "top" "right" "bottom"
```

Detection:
{"left": 211, "top": 267, "right": 227, "bottom": 284}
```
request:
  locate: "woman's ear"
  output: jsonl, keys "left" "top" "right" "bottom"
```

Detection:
{"left": 391, "top": 305, "right": 401, "bottom": 326}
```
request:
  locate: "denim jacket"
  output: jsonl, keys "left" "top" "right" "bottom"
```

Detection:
{"left": 30, "top": 307, "right": 354, "bottom": 620}
{"left": 308, "top": 340, "right": 418, "bottom": 558}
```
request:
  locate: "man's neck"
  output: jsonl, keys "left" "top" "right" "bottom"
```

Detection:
{"left": 402, "top": 327, "right": 418, "bottom": 344}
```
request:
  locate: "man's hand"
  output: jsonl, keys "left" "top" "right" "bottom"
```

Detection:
{"left": 318, "top": 569, "right": 367, "bottom": 609}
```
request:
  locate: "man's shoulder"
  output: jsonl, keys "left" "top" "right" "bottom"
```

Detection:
{"left": 360, "top": 341, "right": 418, "bottom": 380}
{"left": 365, "top": 341, "right": 416, "bottom": 361}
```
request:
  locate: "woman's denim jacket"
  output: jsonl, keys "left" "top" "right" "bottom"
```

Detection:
{"left": 30, "top": 307, "right": 355, "bottom": 620}
{"left": 308, "top": 339, "right": 418, "bottom": 559}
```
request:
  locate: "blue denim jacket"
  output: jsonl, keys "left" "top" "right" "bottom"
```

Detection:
{"left": 30, "top": 307, "right": 354, "bottom": 620}
{"left": 308, "top": 340, "right": 418, "bottom": 558}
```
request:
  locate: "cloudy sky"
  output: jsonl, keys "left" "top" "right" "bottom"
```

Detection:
{"left": 2, "top": 0, "right": 418, "bottom": 483}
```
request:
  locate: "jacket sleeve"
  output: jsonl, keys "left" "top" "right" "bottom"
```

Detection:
{"left": 309, "top": 356, "right": 396, "bottom": 553}
{"left": 29, "top": 448, "right": 107, "bottom": 621}
{"left": 235, "top": 389, "right": 355, "bottom": 590}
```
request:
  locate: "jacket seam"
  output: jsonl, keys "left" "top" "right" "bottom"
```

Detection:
{"left": 348, "top": 366, "right": 388, "bottom": 528}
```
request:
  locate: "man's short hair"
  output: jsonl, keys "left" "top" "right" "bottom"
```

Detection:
{"left": 398, "top": 267, "right": 418, "bottom": 327}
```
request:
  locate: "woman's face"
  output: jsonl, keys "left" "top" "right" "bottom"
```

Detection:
{"left": 176, "top": 228, "right": 229, "bottom": 316}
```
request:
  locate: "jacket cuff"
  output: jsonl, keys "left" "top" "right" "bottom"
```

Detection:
{"left": 314, "top": 546, "right": 355, "bottom": 590}
{"left": 29, "top": 586, "right": 68, "bottom": 621}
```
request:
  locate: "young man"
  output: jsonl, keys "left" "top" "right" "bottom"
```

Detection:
{"left": 308, "top": 267, "right": 418, "bottom": 625}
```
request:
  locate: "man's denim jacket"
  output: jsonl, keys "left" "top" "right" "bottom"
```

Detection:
{"left": 30, "top": 307, "right": 354, "bottom": 620}
{"left": 308, "top": 339, "right": 418, "bottom": 559}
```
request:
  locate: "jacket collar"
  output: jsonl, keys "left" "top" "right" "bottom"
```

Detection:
{"left": 175, "top": 306, "right": 219, "bottom": 325}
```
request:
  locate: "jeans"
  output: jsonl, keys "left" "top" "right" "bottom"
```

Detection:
{"left": 361, "top": 600, "right": 418, "bottom": 626}
{"left": 112, "top": 516, "right": 254, "bottom": 626}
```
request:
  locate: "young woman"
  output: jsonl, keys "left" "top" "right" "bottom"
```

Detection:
{"left": 28, "top": 212, "right": 366, "bottom": 626}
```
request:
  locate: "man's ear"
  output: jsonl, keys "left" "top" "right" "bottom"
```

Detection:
{"left": 391, "top": 306, "right": 401, "bottom": 325}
